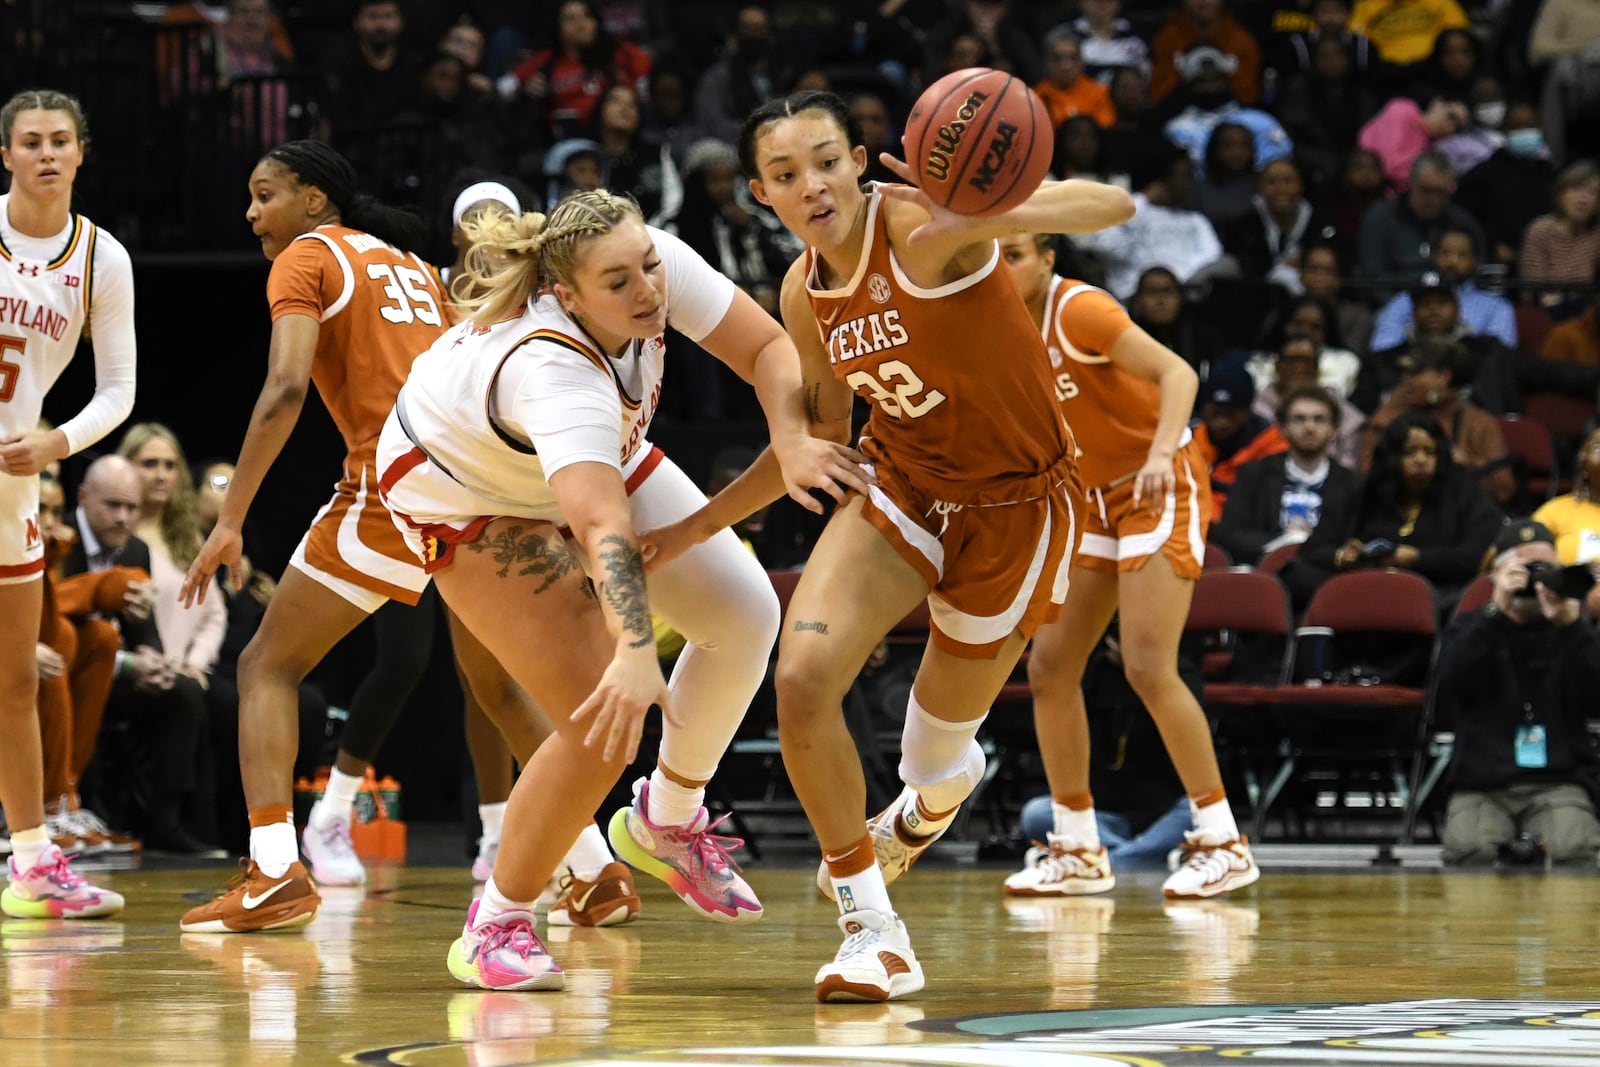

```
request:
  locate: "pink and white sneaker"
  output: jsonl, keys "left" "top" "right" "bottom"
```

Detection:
{"left": 2, "top": 845, "right": 125, "bottom": 919}
{"left": 607, "top": 779, "right": 762, "bottom": 923}
{"left": 446, "top": 899, "right": 564, "bottom": 991}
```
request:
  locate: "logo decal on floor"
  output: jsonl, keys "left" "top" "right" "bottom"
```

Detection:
{"left": 458, "top": 1000, "right": 1600, "bottom": 1066}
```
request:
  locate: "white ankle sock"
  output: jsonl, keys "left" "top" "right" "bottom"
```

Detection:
{"left": 1193, "top": 795, "right": 1240, "bottom": 841}
{"left": 311, "top": 767, "right": 363, "bottom": 829}
{"left": 1052, "top": 802, "right": 1100, "bottom": 849}
{"left": 828, "top": 858, "right": 893, "bottom": 918}
{"left": 250, "top": 820, "right": 298, "bottom": 879}
{"left": 645, "top": 771, "right": 704, "bottom": 828}
{"left": 562, "top": 822, "right": 614, "bottom": 881}
{"left": 10, "top": 825, "right": 48, "bottom": 873}
{"left": 477, "top": 802, "right": 507, "bottom": 844}
{"left": 901, "top": 740, "right": 986, "bottom": 839}
{"left": 474, "top": 876, "right": 535, "bottom": 929}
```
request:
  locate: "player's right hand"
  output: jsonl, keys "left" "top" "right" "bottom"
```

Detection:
{"left": 570, "top": 649, "right": 677, "bottom": 765}
{"left": 182, "top": 524, "right": 244, "bottom": 608}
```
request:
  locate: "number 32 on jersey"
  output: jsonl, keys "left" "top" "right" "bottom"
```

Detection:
{"left": 846, "top": 359, "right": 946, "bottom": 419}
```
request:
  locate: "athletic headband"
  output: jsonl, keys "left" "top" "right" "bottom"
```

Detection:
{"left": 452, "top": 182, "right": 522, "bottom": 228}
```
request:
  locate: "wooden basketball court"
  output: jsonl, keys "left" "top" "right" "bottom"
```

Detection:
{"left": 4, "top": 855, "right": 1599, "bottom": 1066}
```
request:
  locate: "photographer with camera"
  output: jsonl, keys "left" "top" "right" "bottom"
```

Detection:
{"left": 1437, "top": 519, "right": 1600, "bottom": 868}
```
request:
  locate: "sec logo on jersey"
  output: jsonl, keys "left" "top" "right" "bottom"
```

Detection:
{"left": 867, "top": 273, "right": 891, "bottom": 304}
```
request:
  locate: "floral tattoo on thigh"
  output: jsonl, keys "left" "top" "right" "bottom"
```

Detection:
{"left": 467, "top": 524, "right": 583, "bottom": 591}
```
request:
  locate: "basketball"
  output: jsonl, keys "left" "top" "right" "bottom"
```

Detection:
{"left": 900, "top": 67, "right": 1052, "bottom": 217}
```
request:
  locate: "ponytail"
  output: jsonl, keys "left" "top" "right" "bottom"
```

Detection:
{"left": 456, "top": 188, "right": 644, "bottom": 325}
{"left": 263, "top": 140, "right": 427, "bottom": 254}
{"left": 342, "top": 193, "right": 428, "bottom": 255}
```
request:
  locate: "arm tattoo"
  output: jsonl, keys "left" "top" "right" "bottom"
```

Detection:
{"left": 806, "top": 382, "right": 825, "bottom": 425}
{"left": 466, "top": 524, "right": 582, "bottom": 590}
{"left": 595, "top": 533, "right": 653, "bottom": 649}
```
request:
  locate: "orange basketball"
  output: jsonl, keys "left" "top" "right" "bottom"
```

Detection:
{"left": 900, "top": 67, "right": 1052, "bottom": 217}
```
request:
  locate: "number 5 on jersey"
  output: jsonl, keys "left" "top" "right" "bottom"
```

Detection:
{"left": 846, "top": 359, "right": 946, "bottom": 419}
{"left": 0, "top": 335, "right": 22, "bottom": 403}
{"left": 368, "top": 264, "right": 443, "bottom": 326}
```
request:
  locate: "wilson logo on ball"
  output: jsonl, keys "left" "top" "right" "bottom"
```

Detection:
{"left": 924, "top": 90, "right": 989, "bottom": 183}
{"left": 969, "top": 120, "right": 1018, "bottom": 194}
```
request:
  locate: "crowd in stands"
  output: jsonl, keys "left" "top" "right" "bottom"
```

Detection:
{"left": 7, "top": 0, "right": 1600, "bottom": 864}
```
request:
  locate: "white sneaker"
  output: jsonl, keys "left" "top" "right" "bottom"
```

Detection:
{"left": 471, "top": 837, "right": 497, "bottom": 882}
{"left": 816, "top": 787, "right": 951, "bottom": 901}
{"left": 1003, "top": 833, "right": 1116, "bottom": 896}
{"left": 814, "top": 908, "right": 924, "bottom": 1003}
{"left": 1161, "top": 831, "right": 1259, "bottom": 899}
{"left": 301, "top": 818, "right": 367, "bottom": 887}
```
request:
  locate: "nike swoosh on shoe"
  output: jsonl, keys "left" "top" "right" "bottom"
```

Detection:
{"left": 241, "top": 880, "right": 292, "bottom": 910}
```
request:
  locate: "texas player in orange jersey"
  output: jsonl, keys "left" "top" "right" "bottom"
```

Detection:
{"left": 998, "top": 233, "right": 1260, "bottom": 902}
{"left": 176, "top": 142, "right": 547, "bottom": 935}
{"left": 729, "top": 90, "right": 1133, "bottom": 1001}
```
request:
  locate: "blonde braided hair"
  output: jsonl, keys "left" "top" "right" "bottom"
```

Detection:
{"left": 456, "top": 189, "right": 644, "bottom": 325}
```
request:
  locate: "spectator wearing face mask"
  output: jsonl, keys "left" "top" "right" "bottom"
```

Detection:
{"left": 1455, "top": 99, "right": 1556, "bottom": 265}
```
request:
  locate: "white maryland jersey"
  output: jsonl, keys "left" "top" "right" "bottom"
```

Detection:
{"left": 379, "top": 225, "right": 735, "bottom": 530}
{"left": 0, "top": 195, "right": 135, "bottom": 444}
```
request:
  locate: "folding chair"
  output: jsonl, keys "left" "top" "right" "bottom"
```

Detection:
{"left": 1260, "top": 569, "right": 1440, "bottom": 842}
{"left": 1184, "top": 569, "right": 1295, "bottom": 832}
{"left": 1497, "top": 415, "right": 1559, "bottom": 506}
{"left": 1257, "top": 542, "right": 1301, "bottom": 576}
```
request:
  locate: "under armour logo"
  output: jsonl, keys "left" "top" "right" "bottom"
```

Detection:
{"left": 16, "top": 263, "right": 38, "bottom": 276}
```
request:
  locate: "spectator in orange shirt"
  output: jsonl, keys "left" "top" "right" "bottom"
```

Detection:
{"left": 1543, "top": 291, "right": 1600, "bottom": 367}
{"left": 1193, "top": 360, "right": 1289, "bottom": 519}
{"left": 1151, "top": 0, "right": 1264, "bottom": 105}
{"left": 1037, "top": 31, "right": 1116, "bottom": 129}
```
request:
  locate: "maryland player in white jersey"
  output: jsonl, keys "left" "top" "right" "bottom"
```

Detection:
{"left": 999, "top": 234, "right": 1259, "bottom": 902}
{"left": 738, "top": 90, "right": 1135, "bottom": 1000}
{"left": 0, "top": 90, "right": 135, "bottom": 920}
{"left": 377, "top": 190, "right": 866, "bottom": 990}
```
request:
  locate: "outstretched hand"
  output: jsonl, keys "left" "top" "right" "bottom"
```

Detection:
{"left": 873, "top": 153, "right": 971, "bottom": 246}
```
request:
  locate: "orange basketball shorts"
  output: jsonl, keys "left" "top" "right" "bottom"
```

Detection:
{"left": 858, "top": 451, "right": 1085, "bottom": 659}
{"left": 1076, "top": 440, "right": 1210, "bottom": 578}
{"left": 290, "top": 445, "right": 428, "bottom": 613}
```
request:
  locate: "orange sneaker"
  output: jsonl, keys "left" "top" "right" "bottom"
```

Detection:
{"left": 546, "top": 861, "right": 641, "bottom": 927}
{"left": 179, "top": 860, "right": 321, "bottom": 933}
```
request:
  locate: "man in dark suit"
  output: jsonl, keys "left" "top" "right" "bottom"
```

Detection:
{"left": 63, "top": 455, "right": 213, "bottom": 854}
{"left": 1213, "top": 383, "right": 1362, "bottom": 566}
{"left": 61, "top": 455, "right": 160, "bottom": 653}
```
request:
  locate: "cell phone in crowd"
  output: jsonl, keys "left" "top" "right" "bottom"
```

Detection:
{"left": 1362, "top": 538, "right": 1397, "bottom": 558}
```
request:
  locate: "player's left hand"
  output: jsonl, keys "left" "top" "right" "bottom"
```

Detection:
{"left": 1132, "top": 454, "right": 1175, "bottom": 511}
{"left": 639, "top": 517, "right": 706, "bottom": 574}
{"left": 874, "top": 153, "right": 969, "bottom": 246}
{"left": 774, "top": 434, "right": 872, "bottom": 515}
{"left": 0, "top": 429, "right": 68, "bottom": 477}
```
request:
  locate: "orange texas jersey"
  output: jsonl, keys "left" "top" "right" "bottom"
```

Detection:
{"left": 1041, "top": 275, "right": 1163, "bottom": 488}
{"left": 803, "top": 189, "right": 1073, "bottom": 496}
{"left": 267, "top": 225, "right": 448, "bottom": 452}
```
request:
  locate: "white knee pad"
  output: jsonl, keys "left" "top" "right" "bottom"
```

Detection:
{"left": 897, "top": 696, "right": 988, "bottom": 813}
